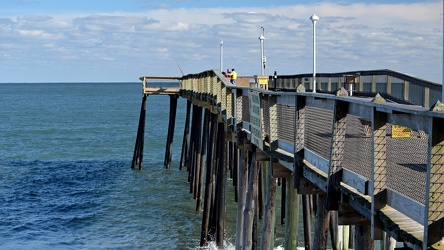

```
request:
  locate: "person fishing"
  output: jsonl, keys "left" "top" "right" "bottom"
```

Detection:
{"left": 227, "top": 68, "right": 237, "bottom": 85}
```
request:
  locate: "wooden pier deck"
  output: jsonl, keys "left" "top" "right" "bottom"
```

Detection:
{"left": 132, "top": 70, "right": 444, "bottom": 250}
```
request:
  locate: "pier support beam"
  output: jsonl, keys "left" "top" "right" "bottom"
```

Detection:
{"left": 215, "top": 121, "right": 227, "bottom": 248}
{"left": 236, "top": 130, "right": 249, "bottom": 249}
{"left": 313, "top": 195, "right": 331, "bottom": 250}
{"left": 196, "top": 108, "right": 210, "bottom": 211}
{"left": 284, "top": 176, "right": 300, "bottom": 250}
{"left": 354, "top": 224, "right": 375, "bottom": 250}
{"left": 180, "top": 100, "right": 192, "bottom": 170}
{"left": 193, "top": 106, "right": 203, "bottom": 199}
{"left": 131, "top": 94, "right": 147, "bottom": 170}
{"left": 260, "top": 158, "right": 277, "bottom": 250}
{"left": 200, "top": 112, "right": 218, "bottom": 247}
{"left": 164, "top": 94, "right": 178, "bottom": 169}
{"left": 243, "top": 146, "right": 258, "bottom": 249}
{"left": 302, "top": 194, "right": 312, "bottom": 250}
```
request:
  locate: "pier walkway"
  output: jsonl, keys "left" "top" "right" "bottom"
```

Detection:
{"left": 132, "top": 69, "right": 444, "bottom": 250}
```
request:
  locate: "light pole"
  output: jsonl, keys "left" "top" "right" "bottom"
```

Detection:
{"left": 259, "top": 27, "right": 265, "bottom": 75}
{"left": 220, "top": 40, "right": 223, "bottom": 72}
{"left": 310, "top": 14, "right": 319, "bottom": 93}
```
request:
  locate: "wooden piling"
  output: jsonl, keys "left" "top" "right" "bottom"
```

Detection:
{"left": 188, "top": 105, "right": 199, "bottom": 193}
{"left": 187, "top": 104, "right": 197, "bottom": 183}
{"left": 354, "top": 224, "right": 375, "bottom": 250}
{"left": 200, "top": 112, "right": 218, "bottom": 247}
{"left": 253, "top": 208, "right": 258, "bottom": 250}
{"left": 281, "top": 177, "right": 286, "bottom": 225}
{"left": 285, "top": 176, "right": 300, "bottom": 250}
{"left": 209, "top": 116, "right": 219, "bottom": 239}
{"left": 179, "top": 100, "right": 191, "bottom": 170}
{"left": 260, "top": 159, "right": 277, "bottom": 250}
{"left": 193, "top": 106, "right": 203, "bottom": 199}
{"left": 302, "top": 194, "right": 312, "bottom": 250}
{"left": 384, "top": 233, "right": 396, "bottom": 250}
{"left": 329, "top": 212, "right": 338, "bottom": 250}
{"left": 215, "top": 121, "right": 227, "bottom": 248}
{"left": 235, "top": 130, "right": 249, "bottom": 249}
{"left": 164, "top": 94, "right": 178, "bottom": 169}
{"left": 258, "top": 163, "right": 264, "bottom": 220}
{"left": 242, "top": 146, "right": 258, "bottom": 249}
{"left": 230, "top": 141, "right": 239, "bottom": 202}
{"left": 131, "top": 94, "right": 147, "bottom": 170}
{"left": 196, "top": 108, "right": 210, "bottom": 211}
{"left": 313, "top": 194, "right": 331, "bottom": 250}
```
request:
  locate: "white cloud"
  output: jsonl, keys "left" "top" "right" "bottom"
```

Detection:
{"left": 0, "top": 2, "right": 441, "bottom": 83}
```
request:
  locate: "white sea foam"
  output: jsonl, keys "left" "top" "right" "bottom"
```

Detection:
{"left": 196, "top": 241, "right": 305, "bottom": 250}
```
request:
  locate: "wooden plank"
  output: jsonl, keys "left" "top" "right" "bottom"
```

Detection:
{"left": 298, "top": 177, "right": 325, "bottom": 195}
{"left": 304, "top": 148, "right": 329, "bottom": 174}
{"left": 389, "top": 113, "right": 431, "bottom": 133}
{"left": 144, "top": 87, "right": 180, "bottom": 95}
{"left": 380, "top": 205, "right": 424, "bottom": 242}
{"left": 387, "top": 189, "right": 425, "bottom": 225}
{"left": 272, "top": 162, "right": 292, "bottom": 178}
{"left": 256, "top": 148, "right": 269, "bottom": 161}
{"left": 306, "top": 96, "right": 335, "bottom": 111}
{"left": 338, "top": 203, "right": 370, "bottom": 225}
{"left": 302, "top": 162, "right": 328, "bottom": 193}
{"left": 342, "top": 168, "right": 368, "bottom": 195}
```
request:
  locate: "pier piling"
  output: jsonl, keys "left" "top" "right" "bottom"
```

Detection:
{"left": 164, "top": 94, "right": 178, "bottom": 169}
{"left": 131, "top": 94, "right": 147, "bottom": 170}
{"left": 179, "top": 100, "right": 191, "bottom": 170}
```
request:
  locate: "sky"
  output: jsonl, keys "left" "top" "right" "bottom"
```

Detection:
{"left": 0, "top": 0, "right": 442, "bottom": 83}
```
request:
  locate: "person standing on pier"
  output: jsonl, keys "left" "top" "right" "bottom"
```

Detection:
{"left": 227, "top": 68, "right": 237, "bottom": 85}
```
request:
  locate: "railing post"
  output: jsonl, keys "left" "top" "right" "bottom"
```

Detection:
{"left": 226, "top": 87, "right": 233, "bottom": 121}
{"left": 269, "top": 95, "right": 278, "bottom": 151}
{"left": 326, "top": 95, "right": 349, "bottom": 210}
{"left": 371, "top": 108, "right": 388, "bottom": 240}
{"left": 386, "top": 75, "right": 392, "bottom": 95}
{"left": 404, "top": 80, "right": 410, "bottom": 102}
{"left": 294, "top": 91, "right": 306, "bottom": 190}
{"left": 424, "top": 87, "right": 430, "bottom": 108}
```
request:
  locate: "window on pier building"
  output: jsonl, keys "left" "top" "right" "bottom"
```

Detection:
{"left": 376, "top": 75, "right": 388, "bottom": 94}
{"left": 391, "top": 77, "right": 405, "bottom": 100}
{"left": 409, "top": 81, "right": 425, "bottom": 106}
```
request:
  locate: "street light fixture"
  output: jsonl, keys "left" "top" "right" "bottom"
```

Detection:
{"left": 220, "top": 40, "right": 223, "bottom": 72}
{"left": 310, "top": 14, "right": 319, "bottom": 93}
{"left": 259, "top": 27, "right": 265, "bottom": 75}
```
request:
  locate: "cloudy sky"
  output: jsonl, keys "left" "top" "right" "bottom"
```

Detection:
{"left": 0, "top": 0, "right": 442, "bottom": 83}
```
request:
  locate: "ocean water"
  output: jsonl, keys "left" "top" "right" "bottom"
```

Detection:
{"left": 0, "top": 82, "right": 216, "bottom": 249}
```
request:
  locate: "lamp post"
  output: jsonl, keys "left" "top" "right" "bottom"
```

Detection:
{"left": 310, "top": 14, "right": 319, "bottom": 93}
{"left": 259, "top": 27, "right": 265, "bottom": 75}
{"left": 220, "top": 40, "right": 223, "bottom": 72}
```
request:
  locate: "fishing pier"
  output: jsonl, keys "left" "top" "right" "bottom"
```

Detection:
{"left": 132, "top": 69, "right": 444, "bottom": 250}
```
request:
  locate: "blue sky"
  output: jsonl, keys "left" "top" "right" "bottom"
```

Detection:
{"left": 0, "top": 0, "right": 442, "bottom": 83}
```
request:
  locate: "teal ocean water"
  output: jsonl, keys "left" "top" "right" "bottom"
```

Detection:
{"left": 0, "top": 82, "right": 220, "bottom": 249}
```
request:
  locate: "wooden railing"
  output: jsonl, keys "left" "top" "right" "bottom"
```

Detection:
{"left": 180, "top": 69, "right": 444, "bottom": 249}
